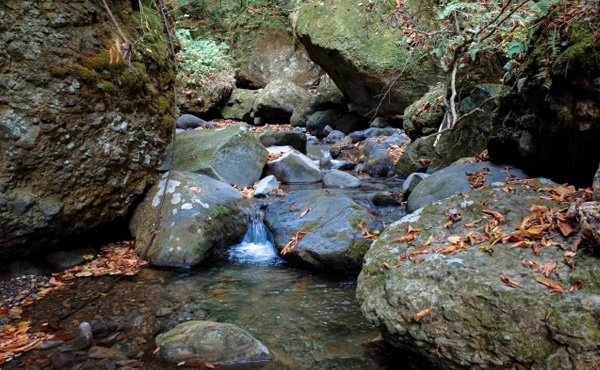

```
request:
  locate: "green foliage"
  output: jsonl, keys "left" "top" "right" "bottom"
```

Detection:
{"left": 175, "top": 29, "right": 235, "bottom": 85}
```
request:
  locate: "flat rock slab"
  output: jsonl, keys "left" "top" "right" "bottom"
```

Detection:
{"left": 264, "top": 189, "right": 383, "bottom": 273}
{"left": 130, "top": 171, "right": 246, "bottom": 267}
{"left": 156, "top": 321, "right": 271, "bottom": 367}
{"left": 358, "top": 179, "right": 600, "bottom": 369}
{"left": 407, "top": 161, "right": 529, "bottom": 211}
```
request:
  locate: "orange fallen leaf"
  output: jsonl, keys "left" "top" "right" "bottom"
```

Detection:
{"left": 414, "top": 304, "right": 433, "bottom": 322}
{"left": 482, "top": 210, "right": 504, "bottom": 223}
{"left": 540, "top": 262, "right": 558, "bottom": 277}
{"left": 500, "top": 275, "right": 522, "bottom": 288}
{"left": 534, "top": 276, "right": 564, "bottom": 293}
{"left": 300, "top": 208, "right": 312, "bottom": 218}
{"left": 391, "top": 225, "right": 422, "bottom": 243}
{"left": 556, "top": 219, "right": 576, "bottom": 237}
{"left": 189, "top": 186, "right": 202, "bottom": 194}
{"left": 280, "top": 231, "right": 307, "bottom": 256}
{"left": 568, "top": 282, "right": 582, "bottom": 293}
{"left": 152, "top": 347, "right": 161, "bottom": 354}
{"left": 383, "top": 262, "right": 391, "bottom": 269}
{"left": 205, "top": 363, "right": 216, "bottom": 369}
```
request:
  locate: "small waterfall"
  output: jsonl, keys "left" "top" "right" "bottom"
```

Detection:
{"left": 229, "top": 207, "right": 282, "bottom": 265}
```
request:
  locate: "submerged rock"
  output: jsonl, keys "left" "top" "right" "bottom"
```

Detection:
{"left": 167, "top": 125, "right": 268, "bottom": 188}
{"left": 265, "top": 189, "right": 383, "bottom": 273}
{"left": 129, "top": 172, "right": 246, "bottom": 267}
{"left": 357, "top": 179, "right": 600, "bottom": 369}
{"left": 156, "top": 321, "right": 271, "bottom": 367}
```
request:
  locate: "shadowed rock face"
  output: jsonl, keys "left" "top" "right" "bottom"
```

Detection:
{"left": 0, "top": 0, "right": 174, "bottom": 258}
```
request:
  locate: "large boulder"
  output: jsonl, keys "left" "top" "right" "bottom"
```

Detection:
{"left": 403, "top": 83, "right": 445, "bottom": 139}
{"left": 257, "top": 130, "right": 307, "bottom": 154}
{"left": 306, "top": 109, "right": 342, "bottom": 138}
{"left": 264, "top": 189, "right": 384, "bottom": 273}
{"left": 357, "top": 180, "right": 600, "bottom": 369}
{"left": 168, "top": 125, "right": 268, "bottom": 188}
{"left": 254, "top": 79, "right": 312, "bottom": 123}
{"left": 295, "top": 0, "right": 440, "bottom": 117}
{"left": 0, "top": 0, "right": 174, "bottom": 259}
{"left": 489, "top": 11, "right": 600, "bottom": 187}
{"left": 130, "top": 172, "right": 247, "bottom": 267}
{"left": 156, "top": 321, "right": 271, "bottom": 367}
{"left": 219, "top": 88, "right": 257, "bottom": 123}
{"left": 407, "top": 161, "right": 530, "bottom": 212}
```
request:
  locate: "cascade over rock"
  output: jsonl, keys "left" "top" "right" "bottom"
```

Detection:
{"left": 0, "top": 0, "right": 174, "bottom": 258}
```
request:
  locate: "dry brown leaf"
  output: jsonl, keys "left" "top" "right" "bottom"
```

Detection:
{"left": 280, "top": 231, "right": 307, "bottom": 256}
{"left": 413, "top": 304, "right": 433, "bottom": 322}
{"left": 204, "top": 363, "right": 216, "bottom": 369}
{"left": 391, "top": 225, "right": 422, "bottom": 243}
{"left": 534, "top": 276, "right": 564, "bottom": 293}
{"left": 568, "top": 281, "right": 582, "bottom": 293}
{"left": 189, "top": 186, "right": 202, "bottom": 194}
{"left": 500, "top": 275, "right": 522, "bottom": 288}
{"left": 501, "top": 185, "right": 516, "bottom": 194}
{"left": 540, "top": 262, "right": 558, "bottom": 277}
{"left": 557, "top": 219, "right": 576, "bottom": 237}
{"left": 482, "top": 210, "right": 505, "bottom": 223}
{"left": 383, "top": 262, "right": 391, "bottom": 269}
{"left": 300, "top": 208, "right": 312, "bottom": 218}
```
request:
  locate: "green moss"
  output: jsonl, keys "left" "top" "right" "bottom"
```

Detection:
{"left": 554, "top": 19, "right": 599, "bottom": 75}
{"left": 349, "top": 238, "right": 371, "bottom": 260}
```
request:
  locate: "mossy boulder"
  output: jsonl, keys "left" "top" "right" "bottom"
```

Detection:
{"left": 395, "top": 136, "right": 435, "bottom": 178}
{"left": 357, "top": 179, "right": 600, "bottom": 369}
{"left": 295, "top": 0, "right": 440, "bottom": 117}
{"left": 403, "top": 83, "right": 445, "bottom": 140}
{"left": 264, "top": 189, "right": 385, "bottom": 273}
{"left": 0, "top": 0, "right": 174, "bottom": 259}
{"left": 130, "top": 172, "right": 247, "bottom": 267}
{"left": 156, "top": 321, "right": 271, "bottom": 366}
{"left": 167, "top": 125, "right": 268, "bottom": 188}
{"left": 177, "top": 75, "right": 234, "bottom": 115}
{"left": 489, "top": 10, "right": 600, "bottom": 187}
{"left": 219, "top": 88, "right": 258, "bottom": 123}
{"left": 306, "top": 109, "right": 342, "bottom": 138}
{"left": 255, "top": 79, "right": 312, "bottom": 123}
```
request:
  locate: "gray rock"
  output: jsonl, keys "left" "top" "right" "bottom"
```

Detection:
{"left": 335, "top": 112, "right": 369, "bottom": 134}
{"left": 579, "top": 201, "right": 600, "bottom": 246}
{"left": 369, "top": 117, "right": 390, "bottom": 128}
{"left": 72, "top": 322, "right": 93, "bottom": 351}
{"left": 402, "top": 83, "right": 444, "bottom": 139}
{"left": 324, "top": 129, "right": 346, "bottom": 144}
{"left": 130, "top": 172, "right": 247, "bottom": 267}
{"left": 401, "top": 173, "right": 429, "bottom": 195}
{"left": 265, "top": 150, "right": 322, "bottom": 184}
{"left": 348, "top": 130, "right": 365, "bottom": 143}
{"left": 357, "top": 179, "right": 600, "bottom": 369}
{"left": 258, "top": 130, "right": 307, "bottom": 153}
{"left": 395, "top": 136, "right": 435, "bottom": 178}
{"left": 254, "top": 175, "right": 279, "bottom": 197}
{"left": 43, "top": 246, "right": 97, "bottom": 271}
{"left": 155, "top": 321, "right": 271, "bottom": 366}
{"left": 220, "top": 88, "right": 257, "bottom": 123}
{"left": 167, "top": 125, "right": 268, "bottom": 188}
{"left": 323, "top": 169, "right": 361, "bottom": 188}
{"left": 407, "top": 161, "right": 530, "bottom": 212}
{"left": 322, "top": 125, "right": 334, "bottom": 137}
{"left": 306, "top": 110, "right": 341, "bottom": 138}
{"left": 255, "top": 79, "right": 312, "bottom": 122}
{"left": 330, "top": 137, "right": 354, "bottom": 159}
{"left": 364, "top": 153, "right": 395, "bottom": 178}
{"left": 176, "top": 114, "right": 212, "bottom": 130}
{"left": 363, "top": 127, "right": 399, "bottom": 138}
{"left": 265, "top": 189, "right": 382, "bottom": 273}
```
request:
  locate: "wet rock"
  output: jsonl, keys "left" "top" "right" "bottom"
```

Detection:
{"left": 0, "top": 1, "right": 174, "bottom": 259}
{"left": 125, "top": 314, "right": 164, "bottom": 342}
{"left": 363, "top": 153, "right": 395, "bottom": 178}
{"left": 335, "top": 112, "right": 369, "bottom": 134}
{"left": 347, "top": 130, "right": 365, "bottom": 143}
{"left": 306, "top": 110, "right": 342, "bottom": 138}
{"left": 130, "top": 172, "right": 247, "bottom": 267}
{"left": 87, "top": 346, "right": 127, "bottom": 360}
{"left": 167, "top": 125, "right": 268, "bottom": 188}
{"left": 156, "top": 307, "right": 173, "bottom": 318}
{"left": 363, "top": 127, "right": 399, "bottom": 138}
{"left": 401, "top": 173, "right": 429, "bottom": 196}
{"left": 369, "top": 117, "right": 390, "bottom": 128}
{"left": 254, "top": 175, "right": 279, "bottom": 198}
{"left": 324, "top": 130, "right": 346, "bottom": 144}
{"left": 265, "top": 150, "right": 322, "bottom": 184}
{"left": 265, "top": 189, "right": 382, "bottom": 273}
{"left": 323, "top": 169, "right": 361, "bottom": 188}
{"left": 72, "top": 322, "right": 93, "bottom": 351}
{"left": 258, "top": 130, "right": 307, "bottom": 154}
{"left": 357, "top": 180, "right": 600, "bottom": 369}
{"left": 91, "top": 320, "right": 109, "bottom": 336}
{"left": 37, "top": 340, "right": 65, "bottom": 350}
{"left": 155, "top": 321, "right": 271, "bottom": 366}
{"left": 407, "top": 161, "right": 530, "bottom": 212}
{"left": 255, "top": 79, "right": 311, "bottom": 123}
{"left": 176, "top": 114, "right": 213, "bottom": 130}
{"left": 50, "top": 350, "right": 77, "bottom": 369}
{"left": 330, "top": 137, "right": 354, "bottom": 159}
{"left": 372, "top": 193, "right": 401, "bottom": 207}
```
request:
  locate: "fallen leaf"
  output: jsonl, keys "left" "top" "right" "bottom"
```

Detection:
{"left": 280, "top": 231, "right": 307, "bottom": 256}
{"left": 205, "top": 363, "right": 215, "bottom": 369}
{"left": 500, "top": 275, "right": 522, "bottom": 288}
{"left": 152, "top": 347, "right": 160, "bottom": 354}
{"left": 383, "top": 262, "right": 391, "bottom": 269}
{"left": 534, "top": 276, "right": 564, "bottom": 293}
{"left": 300, "top": 208, "right": 312, "bottom": 218}
{"left": 556, "top": 219, "right": 576, "bottom": 237}
{"left": 482, "top": 209, "right": 505, "bottom": 223}
{"left": 189, "top": 186, "right": 202, "bottom": 194}
{"left": 540, "top": 262, "right": 558, "bottom": 277}
{"left": 414, "top": 304, "right": 433, "bottom": 322}
{"left": 391, "top": 225, "right": 422, "bottom": 243}
{"left": 568, "top": 281, "right": 582, "bottom": 293}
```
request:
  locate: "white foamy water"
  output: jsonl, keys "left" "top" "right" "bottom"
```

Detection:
{"left": 229, "top": 210, "right": 283, "bottom": 265}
